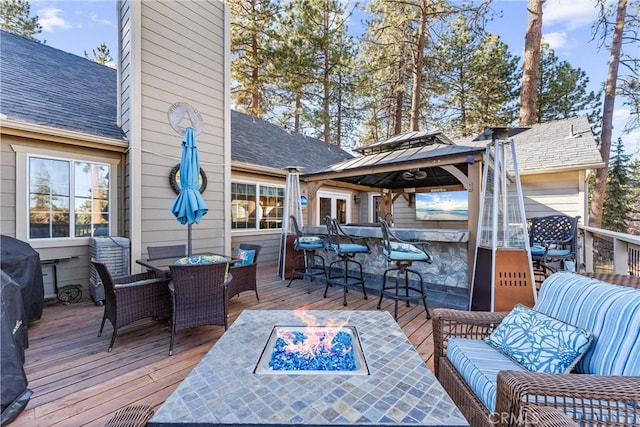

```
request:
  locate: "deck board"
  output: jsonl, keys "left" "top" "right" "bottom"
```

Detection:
{"left": 12, "top": 264, "right": 438, "bottom": 426}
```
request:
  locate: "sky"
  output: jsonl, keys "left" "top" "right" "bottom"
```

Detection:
{"left": 29, "top": 0, "right": 639, "bottom": 157}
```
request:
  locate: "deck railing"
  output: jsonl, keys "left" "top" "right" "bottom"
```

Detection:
{"left": 579, "top": 226, "right": 640, "bottom": 275}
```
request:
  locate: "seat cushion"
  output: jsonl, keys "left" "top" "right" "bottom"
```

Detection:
{"left": 175, "top": 255, "right": 227, "bottom": 265}
{"left": 535, "top": 272, "right": 640, "bottom": 376}
{"left": 384, "top": 242, "right": 430, "bottom": 262}
{"left": 447, "top": 338, "right": 526, "bottom": 412}
{"left": 326, "top": 243, "right": 369, "bottom": 254}
{"left": 485, "top": 304, "right": 592, "bottom": 374}
{"left": 530, "top": 245, "right": 546, "bottom": 256}
{"left": 295, "top": 236, "right": 324, "bottom": 250}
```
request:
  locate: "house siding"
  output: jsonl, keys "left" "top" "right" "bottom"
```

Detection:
{"left": 0, "top": 136, "right": 16, "bottom": 236}
{"left": 521, "top": 171, "right": 584, "bottom": 221}
{"left": 121, "top": 0, "right": 229, "bottom": 263}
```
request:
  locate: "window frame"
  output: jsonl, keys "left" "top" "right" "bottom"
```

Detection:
{"left": 316, "top": 190, "right": 352, "bottom": 225}
{"left": 13, "top": 144, "right": 120, "bottom": 249}
{"left": 230, "top": 179, "right": 285, "bottom": 233}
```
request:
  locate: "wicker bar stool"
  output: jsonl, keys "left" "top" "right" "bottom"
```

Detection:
{"left": 377, "top": 218, "right": 432, "bottom": 321}
{"left": 323, "top": 216, "right": 370, "bottom": 306}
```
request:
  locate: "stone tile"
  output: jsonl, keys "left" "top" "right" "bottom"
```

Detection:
{"left": 148, "top": 310, "right": 468, "bottom": 426}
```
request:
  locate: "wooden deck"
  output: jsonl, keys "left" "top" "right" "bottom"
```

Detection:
{"left": 12, "top": 264, "right": 436, "bottom": 426}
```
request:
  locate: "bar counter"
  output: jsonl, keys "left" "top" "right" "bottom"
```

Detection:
{"left": 303, "top": 225, "right": 470, "bottom": 304}
{"left": 305, "top": 224, "right": 468, "bottom": 243}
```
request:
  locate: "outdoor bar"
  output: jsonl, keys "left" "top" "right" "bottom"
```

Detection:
{"left": 304, "top": 224, "right": 470, "bottom": 299}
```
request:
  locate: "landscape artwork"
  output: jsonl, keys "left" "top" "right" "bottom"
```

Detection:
{"left": 416, "top": 191, "right": 468, "bottom": 221}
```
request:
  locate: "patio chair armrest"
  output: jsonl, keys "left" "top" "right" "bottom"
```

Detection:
{"left": 113, "top": 271, "right": 158, "bottom": 285}
{"left": 495, "top": 370, "right": 640, "bottom": 426}
{"left": 227, "top": 262, "right": 257, "bottom": 299}
{"left": 432, "top": 308, "right": 508, "bottom": 377}
{"left": 114, "top": 277, "right": 171, "bottom": 290}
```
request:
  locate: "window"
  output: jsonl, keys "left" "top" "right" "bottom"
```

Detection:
{"left": 369, "top": 194, "right": 382, "bottom": 222}
{"left": 317, "top": 191, "right": 350, "bottom": 224}
{"left": 28, "top": 156, "right": 110, "bottom": 239}
{"left": 231, "top": 182, "right": 284, "bottom": 230}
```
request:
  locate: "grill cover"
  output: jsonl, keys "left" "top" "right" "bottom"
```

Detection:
{"left": 0, "top": 235, "right": 44, "bottom": 324}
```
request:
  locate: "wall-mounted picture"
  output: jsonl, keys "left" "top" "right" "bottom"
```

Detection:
{"left": 416, "top": 191, "right": 468, "bottom": 221}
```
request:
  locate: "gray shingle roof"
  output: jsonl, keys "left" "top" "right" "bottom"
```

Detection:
{"left": 231, "top": 110, "right": 353, "bottom": 173}
{"left": 0, "top": 30, "right": 125, "bottom": 140}
{"left": 457, "top": 116, "right": 603, "bottom": 173}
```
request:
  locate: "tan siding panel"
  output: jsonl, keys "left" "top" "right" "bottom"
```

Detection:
{"left": 232, "top": 233, "right": 281, "bottom": 265}
{"left": 135, "top": 0, "right": 226, "bottom": 253}
{"left": 1, "top": 138, "right": 16, "bottom": 235}
{"left": 521, "top": 172, "right": 581, "bottom": 218}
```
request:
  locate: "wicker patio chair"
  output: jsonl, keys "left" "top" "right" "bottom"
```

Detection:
{"left": 147, "top": 244, "right": 186, "bottom": 260}
{"left": 432, "top": 272, "right": 640, "bottom": 427}
{"left": 91, "top": 260, "right": 171, "bottom": 352}
{"left": 227, "top": 243, "right": 262, "bottom": 302}
{"left": 520, "top": 405, "right": 576, "bottom": 426}
{"left": 167, "top": 262, "right": 229, "bottom": 356}
{"left": 104, "top": 405, "right": 154, "bottom": 427}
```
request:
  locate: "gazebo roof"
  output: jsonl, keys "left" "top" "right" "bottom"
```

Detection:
{"left": 304, "top": 131, "right": 484, "bottom": 190}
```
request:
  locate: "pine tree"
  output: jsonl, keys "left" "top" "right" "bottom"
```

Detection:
{"left": 590, "top": 0, "right": 632, "bottom": 227}
{"left": 0, "top": 0, "right": 42, "bottom": 40}
{"left": 433, "top": 16, "right": 520, "bottom": 137}
{"left": 271, "top": 0, "right": 357, "bottom": 146}
{"left": 357, "top": 0, "right": 491, "bottom": 143}
{"left": 519, "top": 0, "right": 544, "bottom": 126}
{"left": 627, "top": 158, "right": 640, "bottom": 234}
{"left": 229, "top": 0, "right": 281, "bottom": 118}
{"left": 84, "top": 43, "right": 113, "bottom": 66}
{"left": 602, "top": 137, "right": 634, "bottom": 232}
{"left": 536, "top": 45, "right": 601, "bottom": 123}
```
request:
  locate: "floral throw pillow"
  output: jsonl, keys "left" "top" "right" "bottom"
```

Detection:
{"left": 389, "top": 242, "right": 423, "bottom": 254}
{"left": 235, "top": 249, "right": 255, "bottom": 266}
{"left": 485, "top": 304, "right": 592, "bottom": 374}
{"left": 174, "top": 255, "right": 227, "bottom": 265}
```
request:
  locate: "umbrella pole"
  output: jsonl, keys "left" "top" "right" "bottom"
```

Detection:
{"left": 188, "top": 223, "right": 192, "bottom": 256}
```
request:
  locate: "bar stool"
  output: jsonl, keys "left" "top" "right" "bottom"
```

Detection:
{"left": 287, "top": 215, "right": 328, "bottom": 293}
{"left": 323, "top": 216, "right": 370, "bottom": 306}
{"left": 377, "top": 218, "right": 431, "bottom": 320}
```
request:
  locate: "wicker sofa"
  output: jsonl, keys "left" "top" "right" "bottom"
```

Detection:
{"left": 433, "top": 272, "right": 640, "bottom": 427}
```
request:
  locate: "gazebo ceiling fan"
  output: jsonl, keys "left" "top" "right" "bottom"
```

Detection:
{"left": 402, "top": 169, "right": 427, "bottom": 180}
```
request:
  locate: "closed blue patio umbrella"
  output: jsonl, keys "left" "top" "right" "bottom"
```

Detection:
{"left": 170, "top": 127, "right": 208, "bottom": 256}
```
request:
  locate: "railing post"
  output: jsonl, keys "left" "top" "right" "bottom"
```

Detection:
{"left": 613, "top": 238, "right": 628, "bottom": 274}
{"left": 583, "top": 229, "right": 594, "bottom": 272}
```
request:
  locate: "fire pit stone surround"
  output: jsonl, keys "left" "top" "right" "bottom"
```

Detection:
{"left": 148, "top": 310, "right": 468, "bottom": 426}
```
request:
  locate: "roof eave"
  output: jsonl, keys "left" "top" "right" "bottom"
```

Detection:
{"left": 519, "top": 161, "right": 606, "bottom": 175}
{"left": 0, "top": 118, "right": 128, "bottom": 152}
{"left": 232, "top": 161, "right": 289, "bottom": 178}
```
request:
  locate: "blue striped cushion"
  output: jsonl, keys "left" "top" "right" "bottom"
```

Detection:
{"left": 447, "top": 338, "right": 526, "bottom": 412}
{"left": 535, "top": 272, "right": 640, "bottom": 375}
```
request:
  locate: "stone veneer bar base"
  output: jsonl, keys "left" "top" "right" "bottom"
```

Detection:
{"left": 148, "top": 310, "right": 468, "bottom": 427}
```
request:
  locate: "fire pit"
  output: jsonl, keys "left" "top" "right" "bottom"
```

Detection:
{"left": 254, "top": 325, "right": 369, "bottom": 375}
{"left": 148, "top": 310, "right": 468, "bottom": 426}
